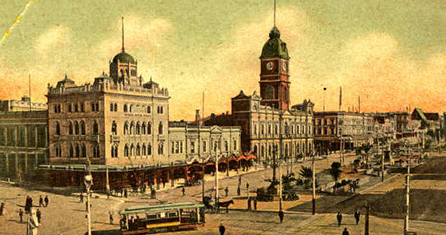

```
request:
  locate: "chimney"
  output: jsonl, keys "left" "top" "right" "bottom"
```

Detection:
{"left": 195, "top": 109, "right": 200, "bottom": 123}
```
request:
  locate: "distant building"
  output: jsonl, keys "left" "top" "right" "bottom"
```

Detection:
{"left": 313, "top": 111, "right": 373, "bottom": 152}
{"left": 0, "top": 96, "right": 47, "bottom": 112}
{"left": 0, "top": 111, "right": 48, "bottom": 180}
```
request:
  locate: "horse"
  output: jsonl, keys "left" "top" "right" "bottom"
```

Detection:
{"left": 216, "top": 200, "right": 234, "bottom": 213}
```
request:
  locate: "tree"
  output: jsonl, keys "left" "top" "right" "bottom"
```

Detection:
{"left": 299, "top": 166, "right": 313, "bottom": 189}
{"left": 329, "top": 162, "right": 342, "bottom": 194}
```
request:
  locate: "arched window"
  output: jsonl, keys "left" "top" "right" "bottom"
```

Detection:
{"left": 158, "top": 142, "right": 164, "bottom": 155}
{"left": 129, "top": 105, "right": 133, "bottom": 113}
{"left": 80, "top": 121, "right": 86, "bottom": 135}
{"left": 224, "top": 141, "right": 228, "bottom": 151}
{"left": 124, "top": 144, "right": 129, "bottom": 157}
{"left": 136, "top": 144, "right": 141, "bottom": 156}
{"left": 141, "top": 123, "right": 146, "bottom": 135}
{"left": 56, "top": 122, "right": 61, "bottom": 135}
{"left": 93, "top": 144, "right": 100, "bottom": 158}
{"left": 74, "top": 121, "right": 79, "bottom": 135}
{"left": 130, "top": 122, "right": 135, "bottom": 135}
{"left": 124, "top": 104, "right": 128, "bottom": 112}
{"left": 136, "top": 122, "right": 141, "bottom": 135}
{"left": 253, "top": 145, "right": 258, "bottom": 156}
{"left": 261, "top": 146, "right": 265, "bottom": 157}
{"left": 114, "top": 146, "right": 118, "bottom": 158}
{"left": 147, "top": 143, "right": 152, "bottom": 155}
{"left": 158, "top": 122, "right": 163, "bottom": 135}
{"left": 142, "top": 144, "right": 146, "bottom": 156}
{"left": 147, "top": 123, "right": 152, "bottom": 135}
{"left": 93, "top": 122, "right": 99, "bottom": 135}
{"left": 124, "top": 122, "right": 129, "bottom": 135}
{"left": 111, "top": 146, "right": 115, "bottom": 158}
{"left": 114, "top": 103, "right": 118, "bottom": 112}
{"left": 266, "top": 85, "right": 274, "bottom": 99}
{"left": 82, "top": 144, "right": 87, "bottom": 158}
{"left": 75, "top": 144, "right": 80, "bottom": 157}
{"left": 130, "top": 144, "right": 135, "bottom": 156}
{"left": 69, "top": 145, "right": 74, "bottom": 158}
{"left": 112, "top": 121, "right": 117, "bottom": 135}
{"left": 147, "top": 106, "right": 151, "bottom": 113}
{"left": 55, "top": 145, "right": 62, "bottom": 157}
{"left": 110, "top": 103, "right": 114, "bottom": 112}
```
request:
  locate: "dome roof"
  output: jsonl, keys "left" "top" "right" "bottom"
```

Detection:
{"left": 260, "top": 27, "right": 290, "bottom": 59}
{"left": 112, "top": 51, "right": 135, "bottom": 64}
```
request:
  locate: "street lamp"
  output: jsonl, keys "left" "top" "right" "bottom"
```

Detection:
{"left": 84, "top": 163, "right": 93, "bottom": 235}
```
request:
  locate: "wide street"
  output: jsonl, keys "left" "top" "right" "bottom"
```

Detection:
{"left": 1, "top": 152, "right": 446, "bottom": 234}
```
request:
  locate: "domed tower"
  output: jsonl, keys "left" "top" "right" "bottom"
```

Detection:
{"left": 109, "top": 17, "right": 141, "bottom": 86}
{"left": 259, "top": 26, "right": 290, "bottom": 111}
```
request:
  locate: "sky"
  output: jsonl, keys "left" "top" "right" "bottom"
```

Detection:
{"left": 1, "top": 0, "right": 446, "bottom": 120}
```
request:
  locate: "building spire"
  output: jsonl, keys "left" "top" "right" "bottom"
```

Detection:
{"left": 121, "top": 17, "right": 125, "bottom": 52}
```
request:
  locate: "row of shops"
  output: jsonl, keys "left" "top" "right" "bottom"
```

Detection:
{"left": 38, "top": 153, "right": 256, "bottom": 191}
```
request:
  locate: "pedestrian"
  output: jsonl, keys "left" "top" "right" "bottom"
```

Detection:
{"left": 237, "top": 186, "right": 241, "bottom": 196}
{"left": 79, "top": 193, "right": 84, "bottom": 203}
{"left": 44, "top": 195, "right": 49, "bottom": 207}
{"left": 354, "top": 209, "right": 361, "bottom": 225}
{"left": 19, "top": 209, "right": 23, "bottom": 223}
{"left": 219, "top": 223, "right": 225, "bottom": 235}
{"left": 342, "top": 228, "right": 350, "bottom": 235}
{"left": 246, "top": 182, "right": 250, "bottom": 190}
{"left": 124, "top": 189, "right": 128, "bottom": 198}
{"left": 337, "top": 212, "right": 342, "bottom": 227}
{"left": 182, "top": 187, "right": 185, "bottom": 196}
{"left": 278, "top": 210, "right": 284, "bottom": 223}
{"left": 39, "top": 196, "right": 44, "bottom": 207}
{"left": 247, "top": 198, "right": 252, "bottom": 211}
{"left": 238, "top": 176, "right": 242, "bottom": 185}
{"left": 0, "top": 202, "right": 4, "bottom": 215}
{"left": 109, "top": 211, "right": 114, "bottom": 225}
{"left": 254, "top": 197, "right": 258, "bottom": 210}
{"left": 36, "top": 209, "right": 41, "bottom": 224}
{"left": 224, "top": 187, "right": 229, "bottom": 197}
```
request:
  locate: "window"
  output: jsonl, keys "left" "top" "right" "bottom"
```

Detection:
{"left": 55, "top": 122, "right": 61, "bottom": 135}
{"left": 129, "top": 105, "right": 133, "bottom": 113}
{"left": 55, "top": 145, "right": 62, "bottom": 157}
{"left": 68, "top": 104, "right": 72, "bottom": 112}
{"left": 142, "top": 144, "right": 146, "bottom": 156}
{"left": 91, "top": 103, "right": 95, "bottom": 112}
{"left": 203, "top": 141, "right": 207, "bottom": 152}
{"left": 74, "top": 121, "right": 79, "bottom": 135}
{"left": 124, "top": 122, "right": 129, "bottom": 135}
{"left": 80, "top": 121, "right": 86, "bottom": 135}
{"left": 147, "top": 106, "right": 151, "bottom": 113}
{"left": 136, "top": 122, "right": 141, "bottom": 135}
{"left": 141, "top": 123, "right": 146, "bottom": 135}
{"left": 147, "top": 143, "right": 152, "bottom": 155}
{"left": 157, "top": 106, "right": 164, "bottom": 114}
{"left": 136, "top": 144, "right": 141, "bottom": 156}
{"left": 158, "top": 122, "right": 163, "bottom": 135}
{"left": 82, "top": 144, "right": 87, "bottom": 158}
{"left": 224, "top": 141, "right": 228, "bottom": 151}
{"left": 114, "top": 103, "right": 118, "bottom": 112}
{"left": 112, "top": 121, "right": 117, "bottom": 135}
{"left": 80, "top": 103, "right": 85, "bottom": 112}
{"left": 158, "top": 142, "right": 164, "bottom": 155}
{"left": 93, "top": 121, "right": 99, "bottom": 135}
{"left": 180, "top": 142, "right": 183, "bottom": 153}
{"left": 191, "top": 142, "right": 195, "bottom": 154}
{"left": 234, "top": 140, "right": 237, "bottom": 151}
{"left": 147, "top": 123, "right": 152, "bottom": 135}
{"left": 171, "top": 142, "right": 175, "bottom": 154}
{"left": 275, "top": 125, "right": 278, "bottom": 135}
{"left": 124, "top": 104, "right": 128, "bottom": 112}
{"left": 93, "top": 144, "right": 100, "bottom": 158}
{"left": 110, "top": 103, "right": 114, "bottom": 112}
{"left": 75, "top": 144, "right": 80, "bottom": 157}
{"left": 124, "top": 145, "right": 129, "bottom": 157}
{"left": 130, "top": 145, "right": 134, "bottom": 156}
{"left": 69, "top": 122, "right": 73, "bottom": 135}
{"left": 266, "top": 85, "right": 274, "bottom": 99}
{"left": 69, "top": 145, "right": 74, "bottom": 158}
{"left": 176, "top": 142, "right": 180, "bottom": 154}
{"left": 95, "top": 103, "right": 99, "bottom": 112}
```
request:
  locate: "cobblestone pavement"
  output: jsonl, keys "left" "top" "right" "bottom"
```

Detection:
{"left": 3, "top": 152, "right": 444, "bottom": 234}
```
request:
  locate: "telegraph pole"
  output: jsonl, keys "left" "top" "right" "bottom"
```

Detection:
{"left": 312, "top": 153, "right": 316, "bottom": 215}
{"left": 381, "top": 140, "right": 385, "bottom": 182}
{"left": 278, "top": 162, "right": 283, "bottom": 212}
{"left": 214, "top": 141, "right": 220, "bottom": 210}
{"left": 404, "top": 143, "right": 411, "bottom": 235}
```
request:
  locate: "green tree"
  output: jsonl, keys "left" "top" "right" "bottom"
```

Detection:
{"left": 329, "top": 162, "right": 342, "bottom": 194}
{"left": 299, "top": 166, "right": 313, "bottom": 189}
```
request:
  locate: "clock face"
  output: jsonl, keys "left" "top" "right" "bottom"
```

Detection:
{"left": 266, "top": 61, "right": 274, "bottom": 71}
{"left": 283, "top": 62, "right": 287, "bottom": 72}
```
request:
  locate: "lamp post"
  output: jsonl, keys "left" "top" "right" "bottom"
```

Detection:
{"left": 311, "top": 152, "right": 316, "bottom": 215}
{"left": 214, "top": 140, "right": 221, "bottom": 210}
{"left": 403, "top": 140, "right": 411, "bottom": 235}
{"left": 84, "top": 160, "right": 93, "bottom": 235}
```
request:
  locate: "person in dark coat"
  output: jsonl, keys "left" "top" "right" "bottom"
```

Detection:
{"left": 44, "top": 196, "right": 49, "bottom": 207}
{"left": 19, "top": 209, "right": 23, "bottom": 223}
{"left": 278, "top": 210, "right": 284, "bottom": 223}
{"left": 79, "top": 193, "right": 84, "bottom": 203}
{"left": 247, "top": 198, "right": 252, "bottom": 211}
{"left": 0, "top": 202, "right": 5, "bottom": 215}
{"left": 36, "top": 209, "right": 41, "bottom": 223}
{"left": 219, "top": 223, "right": 225, "bottom": 235}
{"left": 25, "top": 197, "right": 29, "bottom": 214}
{"left": 182, "top": 187, "right": 186, "bottom": 196}
{"left": 354, "top": 209, "right": 361, "bottom": 225}
{"left": 124, "top": 189, "right": 128, "bottom": 198}
{"left": 109, "top": 211, "right": 114, "bottom": 225}
{"left": 237, "top": 186, "right": 241, "bottom": 196}
{"left": 254, "top": 198, "right": 258, "bottom": 210}
{"left": 342, "top": 228, "right": 350, "bottom": 235}
{"left": 224, "top": 187, "right": 229, "bottom": 197}
{"left": 39, "top": 196, "right": 44, "bottom": 207}
{"left": 337, "top": 212, "right": 343, "bottom": 227}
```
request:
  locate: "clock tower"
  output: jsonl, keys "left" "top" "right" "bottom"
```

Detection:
{"left": 259, "top": 26, "right": 290, "bottom": 111}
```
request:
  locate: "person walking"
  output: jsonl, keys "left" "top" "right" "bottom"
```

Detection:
{"left": 253, "top": 197, "right": 258, "bottom": 210}
{"left": 237, "top": 186, "right": 241, "bottom": 196}
{"left": 124, "top": 189, "right": 128, "bottom": 198}
{"left": 337, "top": 212, "right": 343, "bottom": 227}
{"left": 219, "top": 223, "right": 225, "bottom": 235}
{"left": 247, "top": 198, "right": 252, "bottom": 211}
{"left": 79, "top": 193, "right": 84, "bottom": 203}
{"left": 19, "top": 209, "right": 23, "bottom": 223}
{"left": 44, "top": 196, "right": 49, "bottom": 207}
{"left": 224, "top": 187, "right": 229, "bottom": 197}
{"left": 278, "top": 210, "right": 284, "bottom": 223}
{"left": 36, "top": 209, "right": 41, "bottom": 224}
{"left": 109, "top": 211, "right": 114, "bottom": 225}
{"left": 354, "top": 209, "right": 361, "bottom": 225}
{"left": 0, "top": 202, "right": 4, "bottom": 215}
{"left": 39, "top": 196, "right": 44, "bottom": 207}
{"left": 342, "top": 228, "right": 350, "bottom": 235}
{"left": 182, "top": 187, "right": 185, "bottom": 197}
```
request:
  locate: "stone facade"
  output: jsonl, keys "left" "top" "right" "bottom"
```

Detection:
{"left": 0, "top": 96, "right": 48, "bottom": 112}
{"left": 0, "top": 111, "right": 48, "bottom": 180}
